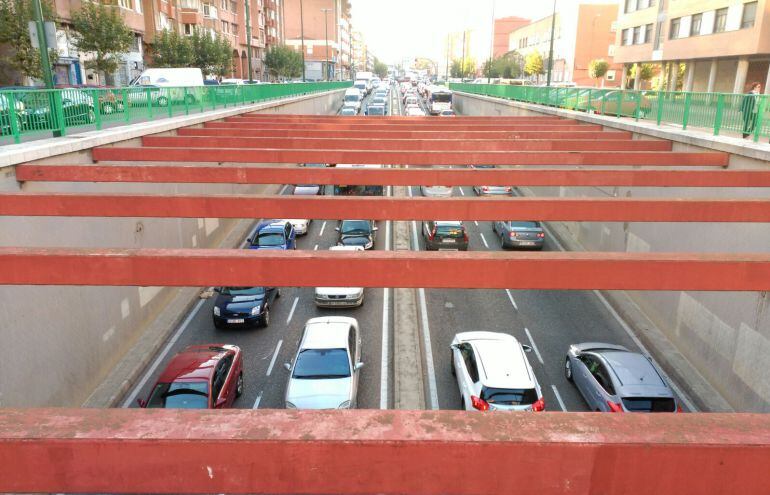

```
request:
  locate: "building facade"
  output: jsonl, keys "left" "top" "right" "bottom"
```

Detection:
{"left": 614, "top": 0, "right": 769, "bottom": 93}
{"left": 509, "top": 2, "right": 622, "bottom": 86}
{"left": 493, "top": 16, "right": 529, "bottom": 58}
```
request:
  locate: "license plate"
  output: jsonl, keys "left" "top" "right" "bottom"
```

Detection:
{"left": 519, "top": 241, "right": 536, "bottom": 246}
{"left": 227, "top": 318, "right": 245, "bottom": 324}
{"left": 443, "top": 239, "right": 456, "bottom": 243}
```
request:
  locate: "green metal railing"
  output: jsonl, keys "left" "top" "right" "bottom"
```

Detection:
{"left": 0, "top": 81, "right": 351, "bottom": 145}
{"left": 449, "top": 83, "right": 770, "bottom": 142}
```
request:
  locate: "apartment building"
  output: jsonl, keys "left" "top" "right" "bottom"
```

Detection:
{"left": 493, "top": 16, "right": 529, "bottom": 57}
{"left": 509, "top": 2, "right": 622, "bottom": 86}
{"left": 351, "top": 29, "right": 372, "bottom": 75}
{"left": 283, "top": 0, "right": 352, "bottom": 80}
{"left": 614, "top": 0, "right": 769, "bottom": 93}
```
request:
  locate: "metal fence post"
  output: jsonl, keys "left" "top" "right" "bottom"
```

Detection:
{"left": 616, "top": 91, "right": 622, "bottom": 118}
{"left": 146, "top": 88, "right": 153, "bottom": 120}
{"left": 634, "top": 91, "right": 641, "bottom": 121}
{"left": 752, "top": 95, "right": 766, "bottom": 142}
{"left": 53, "top": 90, "right": 66, "bottom": 136}
{"left": 183, "top": 87, "right": 190, "bottom": 115}
{"left": 6, "top": 92, "right": 21, "bottom": 144}
{"left": 92, "top": 89, "right": 102, "bottom": 130}
{"left": 656, "top": 91, "right": 664, "bottom": 126}
{"left": 123, "top": 88, "right": 130, "bottom": 123}
{"left": 167, "top": 89, "right": 173, "bottom": 117}
{"left": 587, "top": 89, "right": 593, "bottom": 113}
{"left": 714, "top": 94, "right": 725, "bottom": 135}
{"left": 682, "top": 92, "right": 692, "bottom": 130}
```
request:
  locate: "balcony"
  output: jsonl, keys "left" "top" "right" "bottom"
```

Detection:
{"left": 179, "top": 0, "right": 200, "bottom": 9}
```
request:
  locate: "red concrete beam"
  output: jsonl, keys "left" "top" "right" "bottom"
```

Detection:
{"left": 177, "top": 128, "right": 634, "bottom": 140}
{"left": 141, "top": 136, "right": 673, "bottom": 152}
{"left": 226, "top": 116, "right": 584, "bottom": 126}
{"left": 3, "top": 193, "right": 769, "bottom": 222}
{"left": 1, "top": 248, "right": 769, "bottom": 290}
{"left": 15, "top": 165, "right": 770, "bottom": 188}
{"left": 91, "top": 147, "right": 728, "bottom": 167}
{"left": 204, "top": 121, "right": 603, "bottom": 131}
{"left": 1, "top": 409, "right": 768, "bottom": 495}
{"left": 239, "top": 113, "right": 571, "bottom": 121}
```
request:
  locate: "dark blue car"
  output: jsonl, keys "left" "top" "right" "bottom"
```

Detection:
{"left": 212, "top": 286, "right": 280, "bottom": 329}
{"left": 247, "top": 220, "right": 296, "bottom": 250}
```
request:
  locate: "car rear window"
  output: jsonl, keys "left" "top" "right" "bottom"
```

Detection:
{"left": 481, "top": 387, "right": 538, "bottom": 406}
{"left": 509, "top": 222, "right": 540, "bottom": 228}
{"left": 436, "top": 224, "right": 464, "bottom": 238}
{"left": 147, "top": 381, "right": 209, "bottom": 409}
{"left": 622, "top": 397, "right": 676, "bottom": 412}
{"left": 256, "top": 232, "right": 285, "bottom": 246}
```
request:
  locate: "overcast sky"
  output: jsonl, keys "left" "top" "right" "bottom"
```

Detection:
{"left": 349, "top": 0, "right": 617, "bottom": 64}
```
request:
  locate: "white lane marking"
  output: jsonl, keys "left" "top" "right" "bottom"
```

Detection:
{"left": 122, "top": 298, "right": 206, "bottom": 407}
{"left": 266, "top": 340, "right": 283, "bottom": 376}
{"left": 319, "top": 221, "right": 327, "bottom": 236}
{"left": 538, "top": 222, "right": 698, "bottom": 412}
{"left": 479, "top": 232, "right": 489, "bottom": 249}
{"left": 505, "top": 289, "right": 519, "bottom": 311}
{"left": 314, "top": 244, "right": 318, "bottom": 250}
{"left": 286, "top": 296, "right": 299, "bottom": 324}
{"left": 551, "top": 385, "right": 567, "bottom": 412}
{"left": 458, "top": 187, "right": 465, "bottom": 196}
{"left": 474, "top": 220, "right": 479, "bottom": 227}
{"left": 524, "top": 327, "right": 544, "bottom": 365}
{"left": 252, "top": 391, "right": 263, "bottom": 409}
{"left": 380, "top": 185, "right": 392, "bottom": 410}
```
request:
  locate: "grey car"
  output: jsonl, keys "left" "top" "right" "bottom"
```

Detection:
{"left": 420, "top": 185, "right": 452, "bottom": 197}
{"left": 493, "top": 221, "right": 545, "bottom": 250}
{"left": 565, "top": 342, "right": 681, "bottom": 413}
{"left": 473, "top": 185, "right": 512, "bottom": 196}
{"left": 422, "top": 220, "right": 468, "bottom": 251}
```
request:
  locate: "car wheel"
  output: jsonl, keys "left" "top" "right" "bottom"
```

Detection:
{"left": 275, "top": 288, "right": 281, "bottom": 298}
{"left": 500, "top": 234, "right": 506, "bottom": 249}
{"left": 261, "top": 307, "right": 270, "bottom": 328}
{"left": 564, "top": 357, "right": 573, "bottom": 382}
{"left": 235, "top": 373, "right": 243, "bottom": 397}
{"left": 185, "top": 94, "right": 196, "bottom": 105}
{"left": 451, "top": 355, "right": 456, "bottom": 376}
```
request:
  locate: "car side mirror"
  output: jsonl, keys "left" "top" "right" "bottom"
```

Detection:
{"left": 283, "top": 362, "right": 291, "bottom": 371}
{"left": 522, "top": 344, "right": 533, "bottom": 353}
{"left": 213, "top": 287, "right": 221, "bottom": 293}
{"left": 136, "top": 398, "right": 147, "bottom": 408}
{"left": 372, "top": 226, "right": 379, "bottom": 231}
{"left": 334, "top": 227, "right": 340, "bottom": 231}
{"left": 450, "top": 344, "right": 458, "bottom": 350}
{"left": 246, "top": 238, "right": 252, "bottom": 243}
{"left": 215, "top": 397, "right": 227, "bottom": 409}
{"left": 354, "top": 362, "right": 365, "bottom": 371}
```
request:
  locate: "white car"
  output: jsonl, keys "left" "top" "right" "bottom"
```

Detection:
{"left": 293, "top": 184, "right": 323, "bottom": 195}
{"left": 406, "top": 107, "right": 425, "bottom": 116}
{"left": 284, "top": 317, "right": 363, "bottom": 409}
{"left": 420, "top": 185, "right": 452, "bottom": 197}
{"left": 451, "top": 331, "right": 545, "bottom": 412}
{"left": 315, "top": 246, "right": 364, "bottom": 307}
{"left": 283, "top": 219, "right": 310, "bottom": 235}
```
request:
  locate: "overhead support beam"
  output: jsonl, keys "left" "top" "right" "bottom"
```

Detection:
{"left": 203, "top": 122, "right": 604, "bottom": 132}
{"left": 1, "top": 409, "right": 768, "bottom": 495}
{"left": 1, "top": 248, "right": 769, "bottom": 290}
{"left": 239, "top": 113, "right": 571, "bottom": 121}
{"left": 17, "top": 165, "right": 770, "bottom": 187}
{"left": 225, "top": 116, "right": 583, "bottom": 126}
{"left": 91, "top": 147, "right": 728, "bottom": 167}
{"left": 141, "top": 136, "right": 673, "bottom": 152}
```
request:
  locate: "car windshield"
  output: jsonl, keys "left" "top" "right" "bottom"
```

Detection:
{"left": 436, "top": 224, "right": 464, "bottom": 238}
{"left": 368, "top": 107, "right": 385, "bottom": 115}
{"left": 344, "top": 94, "right": 359, "bottom": 102}
{"left": 481, "top": 387, "right": 538, "bottom": 406}
{"left": 341, "top": 220, "right": 370, "bottom": 234}
{"left": 256, "top": 231, "right": 285, "bottom": 246}
{"left": 508, "top": 221, "right": 540, "bottom": 228}
{"left": 220, "top": 286, "right": 265, "bottom": 296}
{"left": 341, "top": 109, "right": 355, "bottom": 115}
{"left": 622, "top": 397, "right": 676, "bottom": 412}
{"left": 147, "top": 381, "right": 209, "bottom": 408}
{"left": 292, "top": 348, "right": 351, "bottom": 379}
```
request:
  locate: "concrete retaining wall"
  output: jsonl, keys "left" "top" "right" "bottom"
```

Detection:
{"left": 0, "top": 89, "right": 344, "bottom": 407}
{"left": 455, "top": 92, "right": 770, "bottom": 412}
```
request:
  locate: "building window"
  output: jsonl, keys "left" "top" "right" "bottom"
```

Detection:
{"left": 118, "top": 0, "right": 131, "bottom": 8}
{"left": 221, "top": 20, "right": 229, "bottom": 33}
{"left": 637, "top": 0, "right": 649, "bottom": 9}
{"left": 690, "top": 13, "right": 702, "bottom": 36}
{"left": 231, "top": 23, "right": 238, "bottom": 35}
{"left": 135, "top": 0, "right": 143, "bottom": 14}
{"left": 621, "top": 28, "right": 630, "bottom": 46}
{"left": 633, "top": 25, "right": 642, "bottom": 44}
{"left": 183, "top": 23, "right": 194, "bottom": 35}
{"left": 714, "top": 8, "right": 728, "bottom": 33}
{"left": 230, "top": 1, "right": 236, "bottom": 12}
{"left": 221, "top": 0, "right": 226, "bottom": 9}
{"left": 742, "top": 2, "right": 757, "bottom": 29}
{"left": 644, "top": 23, "right": 653, "bottom": 43}
{"left": 624, "top": 0, "right": 635, "bottom": 13}
{"left": 669, "top": 17, "right": 680, "bottom": 39}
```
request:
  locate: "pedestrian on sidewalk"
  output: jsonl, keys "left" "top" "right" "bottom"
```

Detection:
{"left": 740, "top": 82, "right": 761, "bottom": 138}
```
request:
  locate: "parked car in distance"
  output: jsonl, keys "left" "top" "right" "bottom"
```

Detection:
{"left": 473, "top": 185, "right": 512, "bottom": 196}
{"left": 315, "top": 246, "right": 365, "bottom": 308}
{"left": 405, "top": 106, "right": 425, "bottom": 116}
{"left": 247, "top": 220, "right": 296, "bottom": 250}
{"left": 422, "top": 220, "right": 469, "bottom": 251}
{"left": 282, "top": 218, "right": 310, "bottom": 235}
{"left": 284, "top": 316, "right": 364, "bottom": 409}
{"left": 493, "top": 221, "right": 545, "bottom": 250}
{"left": 565, "top": 342, "right": 681, "bottom": 413}
{"left": 138, "top": 344, "right": 243, "bottom": 409}
{"left": 420, "top": 185, "right": 453, "bottom": 197}
{"left": 294, "top": 184, "right": 324, "bottom": 195}
{"left": 340, "top": 106, "right": 358, "bottom": 116}
{"left": 451, "top": 332, "right": 545, "bottom": 412}
{"left": 336, "top": 219, "right": 377, "bottom": 249}
{"left": 213, "top": 286, "right": 280, "bottom": 328}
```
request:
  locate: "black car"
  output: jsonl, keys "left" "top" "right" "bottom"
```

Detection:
{"left": 336, "top": 219, "right": 377, "bottom": 250}
{"left": 212, "top": 286, "right": 280, "bottom": 329}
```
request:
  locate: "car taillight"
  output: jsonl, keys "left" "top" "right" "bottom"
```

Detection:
{"left": 509, "top": 232, "right": 517, "bottom": 239}
{"left": 429, "top": 227, "right": 436, "bottom": 241}
{"left": 504, "top": 187, "right": 512, "bottom": 192}
{"left": 463, "top": 231, "right": 469, "bottom": 242}
{"left": 471, "top": 395, "right": 489, "bottom": 411}
{"left": 607, "top": 401, "right": 623, "bottom": 412}
{"left": 532, "top": 398, "right": 545, "bottom": 412}
{"left": 537, "top": 232, "right": 545, "bottom": 238}
{"left": 482, "top": 186, "right": 489, "bottom": 192}
{"left": 676, "top": 404, "right": 683, "bottom": 413}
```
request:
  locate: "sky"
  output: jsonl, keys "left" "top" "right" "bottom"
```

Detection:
{"left": 349, "top": 0, "right": 617, "bottom": 65}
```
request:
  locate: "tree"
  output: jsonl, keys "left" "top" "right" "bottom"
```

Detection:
{"left": 264, "top": 44, "right": 303, "bottom": 79}
{"left": 71, "top": 2, "right": 134, "bottom": 84}
{"left": 190, "top": 30, "right": 231, "bottom": 77}
{"left": 450, "top": 57, "right": 476, "bottom": 79}
{"left": 151, "top": 29, "right": 194, "bottom": 68}
{"left": 373, "top": 57, "right": 388, "bottom": 78}
{"left": 524, "top": 52, "right": 544, "bottom": 78}
{"left": 629, "top": 62, "right": 655, "bottom": 89}
{"left": 483, "top": 51, "right": 524, "bottom": 79}
{"left": 588, "top": 59, "right": 610, "bottom": 86}
{"left": 0, "top": 0, "right": 57, "bottom": 82}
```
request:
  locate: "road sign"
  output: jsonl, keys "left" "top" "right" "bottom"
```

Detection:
{"left": 27, "top": 21, "right": 57, "bottom": 50}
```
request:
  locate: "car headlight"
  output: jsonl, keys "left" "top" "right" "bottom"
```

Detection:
{"left": 285, "top": 401, "right": 297, "bottom": 409}
{"left": 251, "top": 305, "right": 261, "bottom": 316}
{"left": 337, "top": 400, "right": 351, "bottom": 409}
{"left": 213, "top": 306, "right": 221, "bottom": 316}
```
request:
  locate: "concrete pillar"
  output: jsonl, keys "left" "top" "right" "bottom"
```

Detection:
{"left": 620, "top": 64, "right": 628, "bottom": 89}
{"left": 684, "top": 61, "right": 696, "bottom": 92}
{"left": 633, "top": 63, "right": 642, "bottom": 90}
{"left": 707, "top": 59, "right": 718, "bottom": 93}
{"left": 764, "top": 63, "right": 770, "bottom": 94}
{"left": 667, "top": 61, "right": 679, "bottom": 91}
{"left": 733, "top": 57, "right": 750, "bottom": 93}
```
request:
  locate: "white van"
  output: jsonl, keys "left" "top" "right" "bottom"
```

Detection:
{"left": 343, "top": 87, "right": 363, "bottom": 113}
{"left": 129, "top": 68, "right": 204, "bottom": 107}
{"left": 132, "top": 68, "right": 204, "bottom": 87}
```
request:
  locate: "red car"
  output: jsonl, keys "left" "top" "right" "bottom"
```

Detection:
{"left": 139, "top": 344, "right": 243, "bottom": 409}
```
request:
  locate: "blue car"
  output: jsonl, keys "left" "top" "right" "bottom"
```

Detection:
{"left": 247, "top": 220, "right": 296, "bottom": 250}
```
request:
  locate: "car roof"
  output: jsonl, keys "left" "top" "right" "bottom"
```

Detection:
{"left": 158, "top": 344, "right": 234, "bottom": 383}
{"left": 599, "top": 351, "right": 668, "bottom": 390}
{"left": 434, "top": 220, "right": 463, "bottom": 226}
{"left": 302, "top": 317, "right": 357, "bottom": 349}
{"left": 329, "top": 245, "right": 364, "bottom": 251}
{"left": 257, "top": 220, "right": 289, "bottom": 232}
{"left": 456, "top": 332, "right": 535, "bottom": 389}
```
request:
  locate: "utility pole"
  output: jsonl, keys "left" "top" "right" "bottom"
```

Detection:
{"left": 488, "top": 0, "right": 495, "bottom": 83}
{"left": 461, "top": 30, "right": 466, "bottom": 81}
{"left": 300, "top": 0, "right": 306, "bottom": 82}
{"left": 333, "top": 0, "right": 339, "bottom": 80}
{"left": 32, "top": 0, "right": 59, "bottom": 136}
{"left": 546, "top": 0, "right": 557, "bottom": 87}
{"left": 244, "top": 0, "right": 253, "bottom": 83}
{"left": 445, "top": 36, "right": 449, "bottom": 81}
{"left": 321, "top": 8, "right": 332, "bottom": 81}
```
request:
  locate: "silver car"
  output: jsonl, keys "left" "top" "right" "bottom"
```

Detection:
{"left": 420, "top": 185, "right": 452, "bottom": 197}
{"left": 284, "top": 317, "right": 363, "bottom": 409}
{"left": 473, "top": 185, "right": 512, "bottom": 196}
{"left": 565, "top": 342, "right": 681, "bottom": 413}
{"left": 493, "top": 221, "right": 545, "bottom": 250}
{"left": 293, "top": 184, "right": 323, "bottom": 195}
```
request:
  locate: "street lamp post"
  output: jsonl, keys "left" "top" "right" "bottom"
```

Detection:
{"left": 300, "top": 0, "right": 306, "bottom": 82}
{"left": 461, "top": 30, "right": 466, "bottom": 81}
{"left": 321, "top": 8, "right": 332, "bottom": 81}
{"left": 244, "top": 0, "right": 253, "bottom": 83}
{"left": 546, "top": 0, "right": 557, "bottom": 87}
{"left": 488, "top": 0, "right": 496, "bottom": 83}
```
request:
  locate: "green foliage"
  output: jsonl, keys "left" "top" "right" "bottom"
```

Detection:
{"left": 150, "top": 29, "right": 231, "bottom": 76}
{"left": 482, "top": 51, "right": 524, "bottom": 79}
{"left": 588, "top": 59, "right": 610, "bottom": 80}
{"left": 71, "top": 2, "right": 134, "bottom": 80}
{"left": 0, "top": 0, "right": 57, "bottom": 81}
{"left": 264, "top": 44, "right": 303, "bottom": 79}
{"left": 373, "top": 57, "right": 388, "bottom": 78}
{"left": 151, "top": 30, "right": 194, "bottom": 67}
{"left": 450, "top": 57, "right": 475, "bottom": 78}
{"left": 630, "top": 62, "right": 655, "bottom": 81}
{"left": 524, "top": 51, "right": 544, "bottom": 76}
